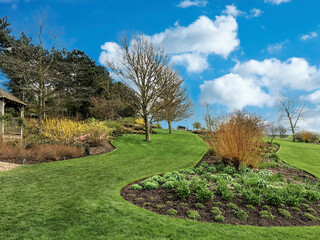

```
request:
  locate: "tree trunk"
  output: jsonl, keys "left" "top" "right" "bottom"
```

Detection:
{"left": 168, "top": 120, "right": 172, "bottom": 134}
{"left": 144, "top": 114, "right": 150, "bottom": 142}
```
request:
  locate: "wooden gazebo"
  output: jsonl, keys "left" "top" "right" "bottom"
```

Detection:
{"left": 0, "top": 88, "right": 27, "bottom": 139}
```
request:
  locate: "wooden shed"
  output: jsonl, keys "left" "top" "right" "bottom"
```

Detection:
{"left": 0, "top": 88, "right": 27, "bottom": 139}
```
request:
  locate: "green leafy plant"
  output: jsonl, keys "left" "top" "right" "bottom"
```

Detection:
{"left": 291, "top": 207, "right": 301, "bottom": 212}
{"left": 260, "top": 210, "right": 275, "bottom": 220}
{"left": 175, "top": 180, "right": 191, "bottom": 199}
{"left": 156, "top": 204, "right": 166, "bottom": 209}
{"left": 166, "top": 208, "right": 178, "bottom": 215}
{"left": 214, "top": 215, "right": 225, "bottom": 223}
{"left": 278, "top": 209, "right": 292, "bottom": 219}
{"left": 213, "top": 201, "right": 222, "bottom": 207}
{"left": 130, "top": 184, "right": 142, "bottom": 190}
{"left": 236, "top": 209, "right": 249, "bottom": 221}
{"left": 166, "top": 201, "right": 173, "bottom": 206}
{"left": 210, "top": 207, "right": 221, "bottom": 216}
{"left": 179, "top": 202, "right": 188, "bottom": 208}
{"left": 187, "top": 210, "right": 200, "bottom": 220}
{"left": 143, "top": 181, "right": 159, "bottom": 190}
{"left": 196, "top": 188, "right": 214, "bottom": 202}
{"left": 162, "top": 181, "right": 175, "bottom": 189}
{"left": 195, "top": 203, "right": 204, "bottom": 209}
{"left": 226, "top": 203, "right": 239, "bottom": 211}
{"left": 246, "top": 205, "right": 256, "bottom": 211}
{"left": 307, "top": 207, "right": 316, "bottom": 214}
{"left": 241, "top": 188, "right": 262, "bottom": 206}
{"left": 304, "top": 213, "right": 318, "bottom": 221}
{"left": 262, "top": 205, "right": 271, "bottom": 211}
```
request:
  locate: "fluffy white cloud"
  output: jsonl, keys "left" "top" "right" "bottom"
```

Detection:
{"left": 264, "top": 0, "right": 290, "bottom": 5}
{"left": 171, "top": 53, "right": 208, "bottom": 73}
{"left": 99, "top": 42, "right": 123, "bottom": 67}
{"left": 151, "top": 15, "right": 239, "bottom": 72}
{"left": 248, "top": 8, "right": 263, "bottom": 18}
{"left": 297, "top": 106, "right": 320, "bottom": 132}
{"left": 222, "top": 4, "right": 245, "bottom": 17}
{"left": 232, "top": 58, "right": 320, "bottom": 91}
{"left": 300, "top": 32, "right": 317, "bottom": 40}
{"left": 301, "top": 90, "right": 320, "bottom": 104}
{"left": 177, "top": 0, "right": 208, "bottom": 8}
{"left": 199, "top": 57, "right": 320, "bottom": 111}
{"left": 199, "top": 73, "right": 273, "bottom": 110}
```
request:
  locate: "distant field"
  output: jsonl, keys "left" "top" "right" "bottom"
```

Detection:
{"left": 275, "top": 139, "right": 320, "bottom": 178}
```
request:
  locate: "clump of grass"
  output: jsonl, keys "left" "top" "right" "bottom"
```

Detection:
{"left": 156, "top": 204, "right": 166, "bottom": 209}
{"left": 179, "top": 202, "right": 188, "bottom": 208}
{"left": 301, "top": 203, "right": 310, "bottom": 208}
{"left": 278, "top": 209, "right": 292, "bottom": 219}
{"left": 246, "top": 205, "right": 256, "bottom": 211}
{"left": 307, "top": 208, "right": 316, "bottom": 214}
{"left": 195, "top": 203, "right": 204, "bottom": 209}
{"left": 214, "top": 215, "right": 225, "bottom": 223}
{"left": 187, "top": 210, "right": 200, "bottom": 220}
{"left": 166, "top": 201, "right": 173, "bottom": 206}
{"left": 143, "top": 202, "right": 152, "bottom": 206}
{"left": 135, "top": 197, "right": 143, "bottom": 202}
{"left": 162, "top": 181, "right": 175, "bottom": 189}
{"left": 304, "top": 213, "right": 318, "bottom": 221}
{"left": 236, "top": 209, "right": 249, "bottom": 221}
{"left": 213, "top": 201, "right": 222, "bottom": 207}
{"left": 130, "top": 184, "right": 143, "bottom": 190}
{"left": 166, "top": 208, "right": 178, "bottom": 215}
{"left": 226, "top": 203, "right": 239, "bottom": 211}
{"left": 211, "top": 207, "right": 222, "bottom": 216}
{"left": 262, "top": 205, "right": 271, "bottom": 211}
{"left": 260, "top": 210, "right": 275, "bottom": 220}
{"left": 167, "top": 195, "right": 173, "bottom": 200}
{"left": 291, "top": 207, "right": 301, "bottom": 212}
{"left": 143, "top": 181, "right": 159, "bottom": 190}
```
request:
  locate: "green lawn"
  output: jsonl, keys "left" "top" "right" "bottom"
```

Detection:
{"left": 1, "top": 130, "right": 320, "bottom": 240}
{"left": 276, "top": 139, "right": 320, "bottom": 178}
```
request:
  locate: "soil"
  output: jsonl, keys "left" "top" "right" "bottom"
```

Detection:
{"left": 0, "top": 140, "right": 115, "bottom": 166}
{"left": 0, "top": 162, "right": 19, "bottom": 171}
{"left": 121, "top": 151, "right": 320, "bottom": 227}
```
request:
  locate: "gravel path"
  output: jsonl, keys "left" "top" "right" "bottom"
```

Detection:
{"left": 0, "top": 162, "right": 19, "bottom": 171}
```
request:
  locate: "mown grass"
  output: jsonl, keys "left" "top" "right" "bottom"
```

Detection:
{"left": 0, "top": 130, "right": 320, "bottom": 240}
{"left": 276, "top": 139, "right": 320, "bottom": 178}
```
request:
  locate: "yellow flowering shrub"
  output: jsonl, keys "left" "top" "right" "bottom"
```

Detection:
{"left": 135, "top": 118, "right": 144, "bottom": 125}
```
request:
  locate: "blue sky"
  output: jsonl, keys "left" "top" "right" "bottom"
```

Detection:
{"left": 1, "top": 0, "right": 320, "bottom": 131}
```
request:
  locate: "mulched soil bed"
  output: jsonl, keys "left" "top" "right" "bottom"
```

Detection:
{"left": 0, "top": 141, "right": 115, "bottom": 165}
{"left": 121, "top": 151, "right": 320, "bottom": 227}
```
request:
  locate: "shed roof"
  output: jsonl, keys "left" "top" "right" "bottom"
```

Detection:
{"left": 0, "top": 88, "right": 27, "bottom": 106}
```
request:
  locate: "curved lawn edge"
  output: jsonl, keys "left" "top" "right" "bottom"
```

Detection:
{"left": 275, "top": 139, "right": 320, "bottom": 179}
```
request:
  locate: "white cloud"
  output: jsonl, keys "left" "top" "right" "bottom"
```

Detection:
{"left": 171, "top": 53, "right": 209, "bottom": 73}
{"left": 264, "top": 0, "right": 291, "bottom": 5}
{"left": 266, "top": 40, "right": 287, "bottom": 53}
{"left": 199, "top": 73, "right": 272, "bottom": 110}
{"left": 232, "top": 58, "right": 320, "bottom": 91}
{"left": 301, "top": 90, "right": 320, "bottom": 104}
{"left": 151, "top": 15, "right": 239, "bottom": 72}
{"left": 199, "top": 57, "right": 320, "bottom": 111}
{"left": 300, "top": 32, "right": 317, "bottom": 40}
{"left": 248, "top": 8, "right": 263, "bottom": 18}
{"left": 177, "top": 0, "right": 208, "bottom": 8}
{"left": 298, "top": 106, "right": 320, "bottom": 133}
{"left": 222, "top": 4, "right": 245, "bottom": 17}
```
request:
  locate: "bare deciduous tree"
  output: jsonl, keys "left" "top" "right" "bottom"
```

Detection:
{"left": 105, "top": 36, "right": 169, "bottom": 141}
{"left": 151, "top": 67, "right": 193, "bottom": 134}
{"left": 266, "top": 121, "right": 279, "bottom": 143}
{"left": 277, "top": 95, "right": 305, "bottom": 141}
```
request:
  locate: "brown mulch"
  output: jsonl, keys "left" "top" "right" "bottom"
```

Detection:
{"left": 121, "top": 152, "right": 320, "bottom": 227}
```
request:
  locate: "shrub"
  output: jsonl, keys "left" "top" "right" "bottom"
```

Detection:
{"left": 187, "top": 210, "right": 200, "bottom": 220}
{"left": 278, "top": 209, "right": 292, "bottom": 219}
{"left": 211, "top": 207, "right": 222, "bottom": 215}
{"left": 260, "top": 210, "right": 275, "bottom": 220}
{"left": 205, "top": 110, "right": 265, "bottom": 168}
{"left": 135, "top": 118, "right": 144, "bottom": 125}
{"left": 236, "top": 209, "right": 249, "bottom": 221}
{"left": 143, "top": 182, "right": 159, "bottom": 190}
{"left": 166, "top": 208, "right": 178, "bottom": 215}
{"left": 130, "top": 184, "right": 143, "bottom": 190}
{"left": 175, "top": 180, "right": 191, "bottom": 199}
{"left": 162, "top": 181, "right": 175, "bottom": 189}
{"left": 304, "top": 213, "right": 318, "bottom": 221}
{"left": 226, "top": 203, "right": 239, "bottom": 211}
{"left": 300, "top": 131, "right": 313, "bottom": 143}
{"left": 195, "top": 203, "right": 204, "bottom": 209}
{"left": 214, "top": 215, "right": 225, "bottom": 223}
